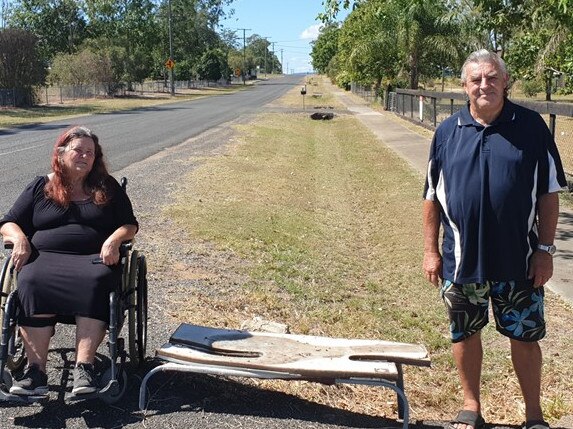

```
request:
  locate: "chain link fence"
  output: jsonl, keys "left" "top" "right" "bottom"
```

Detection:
{"left": 0, "top": 79, "right": 232, "bottom": 107}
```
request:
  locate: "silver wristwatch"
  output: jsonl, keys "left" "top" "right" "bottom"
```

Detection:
{"left": 537, "top": 244, "right": 556, "bottom": 255}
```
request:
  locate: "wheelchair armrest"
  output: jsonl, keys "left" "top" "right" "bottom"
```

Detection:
{"left": 91, "top": 241, "right": 134, "bottom": 264}
{"left": 120, "top": 240, "right": 133, "bottom": 254}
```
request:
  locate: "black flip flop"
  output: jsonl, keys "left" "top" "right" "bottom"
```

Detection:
{"left": 449, "top": 410, "right": 486, "bottom": 429}
{"left": 525, "top": 420, "right": 550, "bottom": 429}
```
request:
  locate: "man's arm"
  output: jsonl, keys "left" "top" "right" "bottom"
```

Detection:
{"left": 423, "top": 199, "right": 443, "bottom": 287}
{"left": 528, "top": 192, "right": 560, "bottom": 287}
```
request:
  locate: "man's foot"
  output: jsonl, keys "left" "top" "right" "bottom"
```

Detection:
{"left": 9, "top": 364, "right": 49, "bottom": 396}
{"left": 72, "top": 362, "right": 98, "bottom": 395}
{"left": 449, "top": 410, "right": 486, "bottom": 429}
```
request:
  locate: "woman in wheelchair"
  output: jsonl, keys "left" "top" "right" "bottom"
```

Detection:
{"left": 0, "top": 126, "right": 138, "bottom": 397}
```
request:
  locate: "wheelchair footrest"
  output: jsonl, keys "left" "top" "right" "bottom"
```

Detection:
{"left": 64, "top": 390, "right": 101, "bottom": 402}
{"left": 0, "top": 387, "right": 49, "bottom": 404}
{"left": 64, "top": 378, "right": 119, "bottom": 402}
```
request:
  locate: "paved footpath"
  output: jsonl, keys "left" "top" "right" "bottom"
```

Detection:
{"left": 330, "top": 88, "right": 573, "bottom": 306}
{"left": 330, "top": 87, "right": 573, "bottom": 429}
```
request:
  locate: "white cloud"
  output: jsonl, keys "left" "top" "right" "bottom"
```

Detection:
{"left": 300, "top": 24, "right": 321, "bottom": 40}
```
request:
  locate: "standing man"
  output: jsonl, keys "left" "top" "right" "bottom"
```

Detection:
{"left": 423, "top": 49, "right": 567, "bottom": 429}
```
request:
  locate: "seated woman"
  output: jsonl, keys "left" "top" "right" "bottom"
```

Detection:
{"left": 0, "top": 126, "right": 138, "bottom": 396}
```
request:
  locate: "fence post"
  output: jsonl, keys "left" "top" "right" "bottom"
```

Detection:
{"left": 450, "top": 99, "right": 454, "bottom": 116}
{"left": 432, "top": 97, "right": 437, "bottom": 127}
{"left": 410, "top": 95, "right": 414, "bottom": 118}
{"left": 549, "top": 114, "right": 556, "bottom": 137}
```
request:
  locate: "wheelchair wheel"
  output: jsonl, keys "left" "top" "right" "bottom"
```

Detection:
{"left": 0, "top": 257, "right": 14, "bottom": 325}
{"left": 0, "top": 258, "right": 26, "bottom": 372}
{"left": 99, "top": 366, "right": 128, "bottom": 404}
{"left": 135, "top": 255, "right": 148, "bottom": 365}
{"left": 6, "top": 329, "right": 26, "bottom": 372}
{"left": 127, "top": 251, "right": 147, "bottom": 366}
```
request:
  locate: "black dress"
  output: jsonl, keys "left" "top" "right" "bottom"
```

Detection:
{"left": 0, "top": 176, "right": 138, "bottom": 323}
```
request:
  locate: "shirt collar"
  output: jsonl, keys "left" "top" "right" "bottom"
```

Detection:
{"left": 457, "top": 99, "right": 516, "bottom": 127}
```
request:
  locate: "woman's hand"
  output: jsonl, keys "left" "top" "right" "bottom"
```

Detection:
{"left": 10, "top": 236, "right": 32, "bottom": 271}
{"left": 100, "top": 225, "right": 137, "bottom": 266}
{"left": 100, "top": 238, "right": 120, "bottom": 266}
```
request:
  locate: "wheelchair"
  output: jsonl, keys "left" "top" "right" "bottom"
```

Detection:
{"left": 0, "top": 177, "right": 148, "bottom": 404}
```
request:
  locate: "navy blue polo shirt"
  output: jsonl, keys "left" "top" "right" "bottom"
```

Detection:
{"left": 424, "top": 100, "right": 566, "bottom": 284}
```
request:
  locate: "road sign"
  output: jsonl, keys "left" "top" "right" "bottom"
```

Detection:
{"left": 165, "top": 59, "right": 175, "bottom": 70}
{"left": 234, "top": 68, "right": 241, "bottom": 77}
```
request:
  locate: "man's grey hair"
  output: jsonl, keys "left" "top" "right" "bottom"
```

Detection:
{"left": 460, "top": 49, "right": 508, "bottom": 83}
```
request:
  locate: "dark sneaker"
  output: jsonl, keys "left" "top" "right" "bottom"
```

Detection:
{"left": 9, "top": 364, "right": 48, "bottom": 396}
{"left": 72, "top": 362, "right": 98, "bottom": 395}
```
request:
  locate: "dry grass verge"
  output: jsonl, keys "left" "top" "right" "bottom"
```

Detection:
{"left": 159, "top": 79, "right": 573, "bottom": 425}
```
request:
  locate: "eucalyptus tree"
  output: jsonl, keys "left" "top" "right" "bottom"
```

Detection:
{"left": 310, "top": 22, "right": 339, "bottom": 75}
{"left": 246, "top": 34, "right": 272, "bottom": 74}
{"left": 82, "top": 0, "right": 159, "bottom": 87}
{"left": 8, "top": 0, "right": 87, "bottom": 61}
{"left": 155, "top": 0, "right": 232, "bottom": 79}
{"left": 0, "top": 28, "right": 46, "bottom": 105}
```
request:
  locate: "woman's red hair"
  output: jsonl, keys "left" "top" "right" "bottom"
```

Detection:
{"left": 44, "top": 126, "right": 112, "bottom": 207}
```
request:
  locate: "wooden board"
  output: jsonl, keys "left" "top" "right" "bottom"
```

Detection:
{"left": 155, "top": 323, "right": 430, "bottom": 380}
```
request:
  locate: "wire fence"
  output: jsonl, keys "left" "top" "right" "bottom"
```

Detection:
{"left": 349, "top": 83, "right": 573, "bottom": 180}
{"left": 0, "top": 79, "right": 232, "bottom": 107}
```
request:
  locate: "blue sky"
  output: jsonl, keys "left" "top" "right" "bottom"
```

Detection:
{"left": 220, "top": 0, "right": 349, "bottom": 74}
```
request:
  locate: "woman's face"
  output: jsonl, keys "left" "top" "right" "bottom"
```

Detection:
{"left": 61, "top": 136, "right": 96, "bottom": 177}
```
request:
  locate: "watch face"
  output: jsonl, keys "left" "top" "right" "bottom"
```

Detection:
{"left": 538, "top": 244, "right": 556, "bottom": 255}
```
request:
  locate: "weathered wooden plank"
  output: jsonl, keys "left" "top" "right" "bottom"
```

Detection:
{"left": 156, "top": 323, "right": 430, "bottom": 379}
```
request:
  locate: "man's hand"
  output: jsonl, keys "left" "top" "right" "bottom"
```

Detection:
{"left": 528, "top": 251, "right": 553, "bottom": 288}
{"left": 423, "top": 251, "right": 443, "bottom": 287}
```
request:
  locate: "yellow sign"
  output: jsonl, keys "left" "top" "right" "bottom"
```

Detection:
{"left": 165, "top": 59, "right": 175, "bottom": 69}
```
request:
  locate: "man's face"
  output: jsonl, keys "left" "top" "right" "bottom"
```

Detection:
{"left": 463, "top": 61, "right": 508, "bottom": 114}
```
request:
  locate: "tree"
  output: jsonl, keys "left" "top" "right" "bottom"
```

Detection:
{"left": 49, "top": 45, "right": 125, "bottom": 95}
{"left": 8, "top": 0, "right": 87, "bottom": 60}
{"left": 330, "top": 0, "right": 463, "bottom": 89}
{"left": 334, "top": 1, "right": 398, "bottom": 91}
{"left": 83, "top": 0, "right": 159, "bottom": 88}
{"left": 156, "top": 0, "right": 233, "bottom": 79}
{"left": 0, "top": 28, "right": 46, "bottom": 106}
{"left": 310, "top": 23, "right": 339, "bottom": 74}
{"left": 196, "top": 48, "right": 228, "bottom": 81}
{"left": 246, "top": 35, "right": 272, "bottom": 74}
{"left": 318, "top": 0, "right": 362, "bottom": 22}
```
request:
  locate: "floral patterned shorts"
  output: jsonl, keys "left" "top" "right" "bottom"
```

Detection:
{"left": 441, "top": 280, "right": 545, "bottom": 343}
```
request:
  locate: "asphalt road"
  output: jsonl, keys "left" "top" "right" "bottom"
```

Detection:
{"left": 0, "top": 74, "right": 304, "bottom": 214}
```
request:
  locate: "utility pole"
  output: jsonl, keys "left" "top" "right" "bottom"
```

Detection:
{"left": 168, "top": 0, "right": 175, "bottom": 96}
{"left": 237, "top": 28, "right": 250, "bottom": 84}
{"left": 271, "top": 42, "right": 276, "bottom": 74}
{"left": 262, "top": 37, "right": 270, "bottom": 78}
{"left": 280, "top": 49, "right": 284, "bottom": 75}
